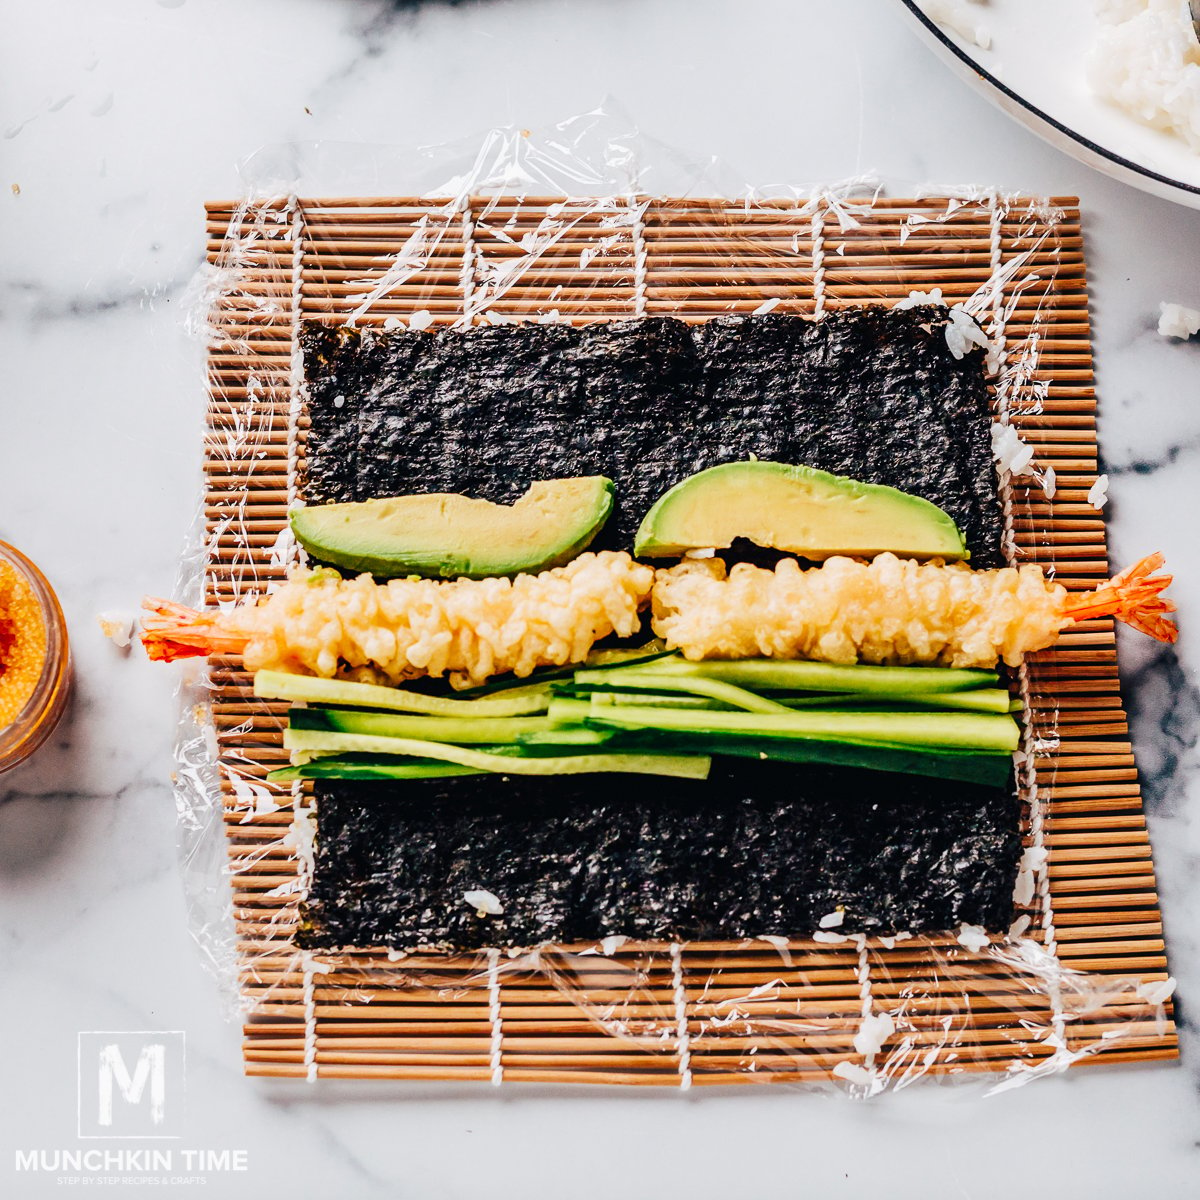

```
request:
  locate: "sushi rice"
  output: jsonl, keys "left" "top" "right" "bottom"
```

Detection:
{"left": 1088, "top": 0, "right": 1200, "bottom": 151}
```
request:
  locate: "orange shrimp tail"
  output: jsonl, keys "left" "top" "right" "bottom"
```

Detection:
{"left": 1062, "top": 552, "right": 1178, "bottom": 643}
{"left": 140, "top": 597, "right": 250, "bottom": 662}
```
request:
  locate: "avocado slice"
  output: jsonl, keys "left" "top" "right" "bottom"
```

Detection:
{"left": 292, "top": 477, "right": 614, "bottom": 580}
{"left": 634, "top": 462, "right": 967, "bottom": 561}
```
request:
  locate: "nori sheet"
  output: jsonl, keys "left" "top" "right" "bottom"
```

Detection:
{"left": 302, "top": 309, "right": 1003, "bottom": 565}
{"left": 298, "top": 308, "right": 1018, "bottom": 948}
{"left": 299, "top": 762, "right": 1020, "bottom": 950}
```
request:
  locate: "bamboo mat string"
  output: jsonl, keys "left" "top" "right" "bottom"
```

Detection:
{"left": 985, "top": 192, "right": 1031, "bottom": 914}
{"left": 986, "top": 190, "right": 1009, "bottom": 375}
{"left": 460, "top": 198, "right": 478, "bottom": 323}
{"left": 669, "top": 943, "right": 693, "bottom": 1090}
{"left": 301, "top": 950, "right": 318, "bottom": 1082}
{"left": 854, "top": 937, "right": 877, "bottom": 1076}
{"left": 986, "top": 194, "right": 1067, "bottom": 1042}
{"left": 986, "top": 192, "right": 1037, "bottom": 916}
{"left": 287, "top": 197, "right": 306, "bottom": 547}
{"left": 1023, "top": 661, "right": 1060, "bottom": 972}
{"left": 810, "top": 202, "right": 827, "bottom": 318}
{"left": 630, "top": 194, "right": 648, "bottom": 319}
{"left": 487, "top": 947, "right": 504, "bottom": 1087}
{"left": 289, "top": 792, "right": 317, "bottom": 928}
{"left": 989, "top": 206, "right": 1021, "bottom": 566}
{"left": 286, "top": 198, "right": 315, "bottom": 1022}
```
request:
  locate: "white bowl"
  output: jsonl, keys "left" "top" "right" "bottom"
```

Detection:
{"left": 898, "top": 0, "right": 1200, "bottom": 209}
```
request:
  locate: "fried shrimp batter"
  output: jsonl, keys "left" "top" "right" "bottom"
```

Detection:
{"left": 144, "top": 549, "right": 1174, "bottom": 682}
{"left": 651, "top": 552, "right": 1176, "bottom": 669}
{"left": 143, "top": 551, "right": 655, "bottom": 689}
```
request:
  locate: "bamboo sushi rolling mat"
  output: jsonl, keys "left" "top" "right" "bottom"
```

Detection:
{"left": 202, "top": 193, "right": 1178, "bottom": 1086}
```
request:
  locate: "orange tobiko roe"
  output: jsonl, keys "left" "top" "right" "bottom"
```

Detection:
{"left": 0, "top": 558, "right": 48, "bottom": 729}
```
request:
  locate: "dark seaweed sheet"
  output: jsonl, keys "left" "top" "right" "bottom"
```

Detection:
{"left": 302, "top": 309, "right": 1003, "bottom": 565}
{"left": 299, "top": 309, "right": 1017, "bottom": 948}
{"left": 298, "top": 762, "right": 1019, "bottom": 950}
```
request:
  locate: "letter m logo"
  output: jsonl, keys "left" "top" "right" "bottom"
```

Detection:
{"left": 98, "top": 1043, "right": 165, "bottom": 1126}
{"left": 78, "top": 1031, "right": 185, "bottom": 1138}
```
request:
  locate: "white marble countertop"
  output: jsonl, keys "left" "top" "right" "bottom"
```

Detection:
{"left": 2, "top": 1, "right": 1199, "bottom": 1196}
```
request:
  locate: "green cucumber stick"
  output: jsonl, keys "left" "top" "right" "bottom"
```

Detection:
{"left": 584, "top": 705, "right": 1021, "bottom": 753}
{"left": 649, "top": 657, "right": 999, "bottom": 695}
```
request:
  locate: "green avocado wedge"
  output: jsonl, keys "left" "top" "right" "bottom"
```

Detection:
{"left": 291, "top": 476, "right": 614, "bottom": 580}
{"left": 634, "top": 461, "right": 968, "bottom": 562}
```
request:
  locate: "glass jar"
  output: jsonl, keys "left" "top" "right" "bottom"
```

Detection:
{"left": 0, "top": 541, "right": 71, "bottom": 773}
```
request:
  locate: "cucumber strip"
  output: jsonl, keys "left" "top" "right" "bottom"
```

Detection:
{"left": 282, "top": 727, "right": 711, "bottom": 779}
{"left": 270, "top": 744, "right": 1005, "bottom": 786}
{"left": 891, "top": 689, "right": 1014, "bottom": 715}
{"left": 448, "top": 643, "right": 672, "bottom": 698}
{"left": 269, "top": 757, "right": 484, "bottom": 782}
{"left": 572, "top": 668, "right": 792, "bottom": 715}
{"left": 582, "top": 705, "right": 1021, "bottom": 752}
{"left": 648, "top": 657, "right": 999, "bottom": 694}
{"left": 584, "top": 643, "right": 672, "bottom": 669}
{"left": 583, "top": 690, "right": 723, "bottom": 710}
{"left": 584, "top": 728, "right": 1013, "bottom": 786}
{"left": 254, "top": 669, "right": 553, "bottom": 717}
{"left": 515, "top": 728, "right": 615, "bottom": 749}
{"left": 289, "top": 706, "right": 557, "bottom": 744}
{"left": 723, "top": 743, "right": 1012, "bottom": 785}
{"left": 547, "top": 697, "right": 595, "bottom": 724}
{"left": 595, "top": 725, "right": 1011, "bottom": 759}
{"left": 779, "top": 688, "right": 1015, "bottom": 715}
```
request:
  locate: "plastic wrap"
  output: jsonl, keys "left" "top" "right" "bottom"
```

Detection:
{"left": 171, "top": 107, "right": 1177, "bottom": 1091}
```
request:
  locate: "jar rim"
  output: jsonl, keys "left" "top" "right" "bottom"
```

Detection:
{"left": 0, "top": 540, "right": 72, "bottom": 770}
